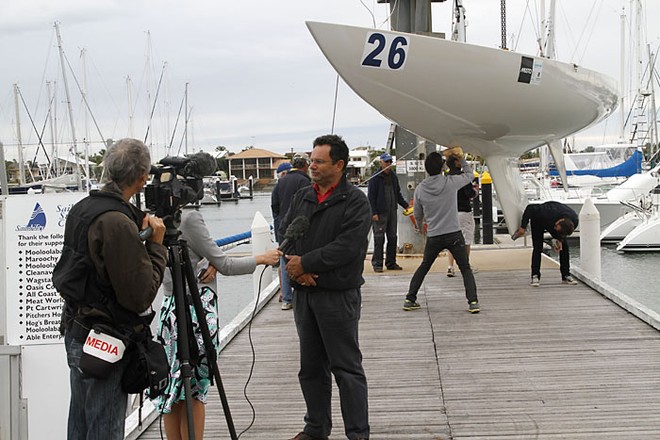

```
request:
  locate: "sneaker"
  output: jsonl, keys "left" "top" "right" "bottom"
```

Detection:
{"left": 289, "top": 432, "right": 328, "bottom": 440}
{"left": 387, "top": 263, "right": 403, "bottom": 270}
{"left": 471, "top": 265, "right": 479, "bottom": 274}
{"left": 447, "top": 267, "right": 456, "bottom": 277}
{"left": 468, "top": 301, "right": 480, "bottom": 313}
{"left": 530, "top": 275, "right": 540, "bottom": 287}
{"left": 373, "top": 266, "right": 383, "bottom": 273}
{"left": 281, "top": 302, "right": 293, "bottom": 310}
{"left": 403, "top": 299, "right": 421, "bottom": 311}
{"left": 562, "top": 275, "right": 578, "bottom": 285}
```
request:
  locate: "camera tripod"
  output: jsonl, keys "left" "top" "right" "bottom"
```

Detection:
{"left": 165, "top": 227, "right": 238, "bottom": 440}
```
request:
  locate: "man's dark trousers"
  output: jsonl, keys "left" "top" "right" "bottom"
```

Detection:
{"left": 406, "top": 231, "right": 477, "bottom": 303}
{"left": 372, "top": 210, "right": 398, "bottom": 269}
{"left": 530, "top": 220, "right": 571, "bottom": 279}
{"left": 293, "top": 287, "right": 370, "bottom": 440}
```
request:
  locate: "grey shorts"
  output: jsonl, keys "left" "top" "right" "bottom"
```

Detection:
{"left": 458, "top": 211, "right": 475, "bottom": 245}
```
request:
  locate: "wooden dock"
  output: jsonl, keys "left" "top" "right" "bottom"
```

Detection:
{"left": 138, "top": 250, "right": 660, "bottom": 439}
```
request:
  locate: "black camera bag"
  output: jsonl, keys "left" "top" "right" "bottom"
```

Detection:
{"left": 121, "top": 328, "right": 169, "bottom": 397}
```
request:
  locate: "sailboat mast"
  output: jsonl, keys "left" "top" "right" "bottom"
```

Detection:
{"left": 185, "top": 82, "right": 189, "bottom": 155}
{"left": 48, "top": 80, "right": 60, "bottom": 176}
{"left": 620, "top": 7, "right": 626, "bottom": 140}
{"left": 127, "top": 76, "right": 134, "bottom": 138}
{"left": 13, "top": 83, "right": 26, "bottom": 185}
{"left": 81, "top": 48, "right": 91, "bottom": 190}
{"left": 55, "top": 22, "right": 83, "bottom": 191}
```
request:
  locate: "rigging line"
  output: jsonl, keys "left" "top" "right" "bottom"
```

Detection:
{"left": 330, "top": 74, "right": 340, "bottom": 134}
{"left": 168, "top": 91, "right": 186, "bottom": 151}
{"left": 357, "top": 0, "right": 377, "bottom": 28}
{"left": 514, "top": 0, "right": 536, "bottom": 52}
{"left": 566, "top": 0, "right": 597, "bottom": 63}
{"left": 61, "top": 50, "right": 106, "bottom": 144}
{"left": 17, "top": 86, "right": 52, "bottom": 166}
{"left": 356, "top": 143, "right": 425, "bottom": 188}
{"left": 378, "top": 0, "right": 399, "bottom": 29}
{"left": 143, "top": 62, "right": 167, "bottom": 144}
{"left": 176, "top": 106, "right": 192, "bottom": 156}
{"left": 33, "top": 29, "right": 57, "bottom": 144}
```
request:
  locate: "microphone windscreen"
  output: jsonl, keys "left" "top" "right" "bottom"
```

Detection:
{"left": 285, "top": 216, "right": 310, "bottom": 241}
{"left": 185, "top": 152, "right": 217, "bottom": 178}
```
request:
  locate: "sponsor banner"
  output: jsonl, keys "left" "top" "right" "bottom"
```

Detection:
{"left": 2, "top": 193, "right": 85, "bottom": 345}
{"left": 518, "top": 56, "right": 543, "bottom": 85}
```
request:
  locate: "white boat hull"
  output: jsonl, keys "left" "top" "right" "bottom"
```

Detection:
{"left": 306, "top": 21, "right": 618, "bottom": 232}
{"left": 600, "top": 211, "right": 644, "bottom": 243}
{"left": 617, "top": 215, "right": 660, "bottom": 252}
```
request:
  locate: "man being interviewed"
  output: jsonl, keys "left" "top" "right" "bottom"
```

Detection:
{"left": 280, "top": 134, "right": 372, "bottom": 440}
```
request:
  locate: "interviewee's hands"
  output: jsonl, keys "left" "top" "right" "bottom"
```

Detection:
{"left": 142, "top": 214, "right": 166, "bottom": 244}
{"left": 255, "top": 248, "right": 282, "bottom": 266}
{"left": 372, "top": 214, "right": 379, "bottom": 222}
{"left": 285, "top": 255, "right": 319, "bottom": 287}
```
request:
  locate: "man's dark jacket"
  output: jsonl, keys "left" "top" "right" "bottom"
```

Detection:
{"left": 367, "top": 170, "right": 409, "bottom": 216}
{"left": 271, "top": 169, "right": 311, "bottom": 241}
{"left": 53, "top": 190, "right": 158, "bottom": 331}
{"left": 279, "top": 175, "right": 371, "bottom": 291}
{"left": 520, "top": 201, "right": 579, "bottom": 239}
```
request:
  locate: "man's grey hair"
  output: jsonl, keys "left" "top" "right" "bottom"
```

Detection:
{"left": 102, "top": 138, "right": 151, "bottom": 189}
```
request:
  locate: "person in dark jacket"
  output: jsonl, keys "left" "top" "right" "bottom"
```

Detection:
{"left": 367, "top": 152, "right": 409, "bottom": 272}
{"left": 52, "top": 138, "right": 167, "bottom": 440}
{"left": 512, "top": 201, "right": 579, "bottom": 287}
{"left": 280, "top": 134, "right": 371, "bottom": 440}
{"left": 271, "top": 153, "right": 311, "bottom": 309}
{"left": 445, "top": 155, "right": 479, "bottom": 277}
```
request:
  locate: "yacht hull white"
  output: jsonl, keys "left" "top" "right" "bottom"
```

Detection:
{"left": 306, "top": 21, "right": 618, "bottom": 232}
{"left": 617, "top": 216, "right": 660, "bottom": 252}
{"left": 600, "top": 211, "right": 644, "bottom": 243}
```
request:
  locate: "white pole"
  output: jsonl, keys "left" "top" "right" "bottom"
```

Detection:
{"left": 251, "top": 211, "right": 274, "bottom": 299}
{"left": 579, "top": 198, "right": 601, "bottom": 280}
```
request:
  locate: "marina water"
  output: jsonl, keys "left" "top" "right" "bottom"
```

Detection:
{"left": 200, "top": 192, "right": 660, "bottom": 329}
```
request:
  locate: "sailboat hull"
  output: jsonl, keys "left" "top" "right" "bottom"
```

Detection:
{"left": 306, "top": 21, "right": 618, "bottom": 231}
{"left": 616, "top": 216, "right": 660, "bottom": 252}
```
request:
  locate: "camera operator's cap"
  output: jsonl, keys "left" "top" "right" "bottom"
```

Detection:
{"left": 380, "top": 152, "right": 393, "bottom": 162}
{"left": 292, "top": 152, "right": 311, "bottom": 168}
{"left": 276, "top": 162, "right": 292, "bottom": 173}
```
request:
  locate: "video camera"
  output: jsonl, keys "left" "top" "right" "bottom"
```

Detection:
{"left": 144, "top": 152, "right": 216, "bottom": 222}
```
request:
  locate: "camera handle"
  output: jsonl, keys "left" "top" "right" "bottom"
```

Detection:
{"left": 168, "top": 238, "right": 238, "bottom": 440}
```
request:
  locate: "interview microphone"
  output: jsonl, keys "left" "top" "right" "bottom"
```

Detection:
{"left": 184, "top": 152, "right": 217, "bottom": 178}
{"left": 278, "top": 216, "right": 310, "bottom": 255}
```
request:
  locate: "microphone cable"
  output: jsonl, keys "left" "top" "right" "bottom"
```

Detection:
{"left": 236, "top": 263, "right": 269, "bottom": 438}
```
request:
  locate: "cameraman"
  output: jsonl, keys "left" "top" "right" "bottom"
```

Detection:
{"left": 53, "top": 138, "right": 167, "bottom": 440}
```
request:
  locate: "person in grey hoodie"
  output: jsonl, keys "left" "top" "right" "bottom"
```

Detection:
{"left": 403, "top": 150, "right": 480, "bottom": 313}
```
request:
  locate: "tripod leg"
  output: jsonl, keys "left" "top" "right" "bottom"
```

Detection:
{"left": 168, "top": 244, "right": 197, "bottom": 440}
{"left": 180, "top": 241, "right": 239, "bottom": 440}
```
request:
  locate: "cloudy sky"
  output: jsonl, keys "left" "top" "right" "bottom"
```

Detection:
{"left": 0, "top": 0, "right": 658, "bottom": 162}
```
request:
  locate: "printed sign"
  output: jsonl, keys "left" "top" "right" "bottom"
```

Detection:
{"left": 2, "top": 193, "right": 85, "bottom": 345}
{"left": 518, "top": 56, "right": 543, "bottom": 85}
{"left": 361, "top": 32, "right": 409, "bottom": 71}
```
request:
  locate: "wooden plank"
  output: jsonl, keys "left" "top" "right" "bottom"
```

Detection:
{"left": 138, "top": 264, "right": 660, "bottom": 439}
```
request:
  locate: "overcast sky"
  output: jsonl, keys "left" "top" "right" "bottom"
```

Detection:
{"left": 1, "top": 0, "right": 658, "bottom": 162}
